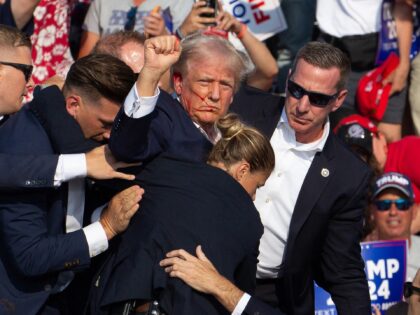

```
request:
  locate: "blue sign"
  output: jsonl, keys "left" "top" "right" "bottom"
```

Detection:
{"left": 376, "top": 0, "right": 420, "bottom": 65}
{"left": 315, "top": 240, "right": 407, "bottom": 314}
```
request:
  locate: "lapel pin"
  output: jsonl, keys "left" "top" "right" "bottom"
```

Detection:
{"left": 321, "top": 168, "right": 330, "bottom": 177}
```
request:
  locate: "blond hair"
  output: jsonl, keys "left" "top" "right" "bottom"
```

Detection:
{"left": 208, "top": 113, "right": 275, "bottom": 174}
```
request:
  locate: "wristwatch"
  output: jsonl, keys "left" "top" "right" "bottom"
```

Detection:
{"left": 403, "top": 281, "right": 420, "bottom": 298}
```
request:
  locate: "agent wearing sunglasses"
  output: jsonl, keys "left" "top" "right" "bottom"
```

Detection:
{"left": 371, "top": 172, "right": 420, "bottom": 282}
{"left": 153, "top": 42, "right": 372, "bottom": 315}
{"left": 0, "top": 26, "right": 33, "bottom": 117}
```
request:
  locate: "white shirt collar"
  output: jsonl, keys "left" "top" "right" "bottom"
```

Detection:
{"left": 278, "top": 108, "right": 330, "bottom": 152}
{"left": 192, "top": 121, "right": 221, "bottom": 144}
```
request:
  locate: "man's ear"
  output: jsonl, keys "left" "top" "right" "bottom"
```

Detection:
{"left": 331, "top": 89, "right": 348, "bottom": 112}
{"left": 65, "top": 94, "right": 82, "bottom": 119}
{"left": 173, "top": 72, "right": 183, "bottom": 96}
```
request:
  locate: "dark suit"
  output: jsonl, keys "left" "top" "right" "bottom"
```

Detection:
{"left": 109, "top": 90, "right": 213, "bottom": 163}
{"left": 230, "top": 93, "right": 371, "bottom": 315}
{"left": 0, "top": 85, "right": 97, "bottom": 191}
{"left": 89, "top": 156, "right": 263, "bottom": 315}
{"left": 0, "top": 89, "right": 93, "bottom": 315}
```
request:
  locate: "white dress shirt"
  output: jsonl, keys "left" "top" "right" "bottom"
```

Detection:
{"left": 255, "top": 109, "right": 330, "bottom": 279}
{"left": 54, "top": 151, "right": 108, "bottom": 257}
{"left": 233, "top": 110, "right": 331, "bottom": 314}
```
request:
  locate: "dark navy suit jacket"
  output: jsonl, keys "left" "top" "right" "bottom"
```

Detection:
{"left": 109, "top": 90, "right": 213, "bottom": 163}
{"left": 89, "top": 156, "right": 263, "bottom": 315}
{"left": 0, "top": 95, "right": 91, "bottom": 315}
{"left": 230, "top": 89, "right": 371, "bottom": 315}
{"left": 0, "top": 85, "right": 97, "bottom": 192}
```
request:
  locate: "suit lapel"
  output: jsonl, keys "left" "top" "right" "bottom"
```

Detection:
{"left": 283, "top": 134, "right": 336, "bottom": 264}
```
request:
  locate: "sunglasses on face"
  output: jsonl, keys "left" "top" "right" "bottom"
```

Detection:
{"left": 404, "top": 282, "right": 420, "bottom": 298}
{"left": 0, "top": 61, "right": 33, "bottom": 82}
{"left": 287, "top": 79, "right": 339, "bottom": 107}
{"left": 124, "top": 6, "right": 138, "bottom": 31}
{"left": 374, "top": 198, "right": 413, "bottom": 211}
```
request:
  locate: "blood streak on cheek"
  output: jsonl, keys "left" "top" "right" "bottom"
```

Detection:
{"left": 191, "top": 89, "right": 211, "bottom": 108}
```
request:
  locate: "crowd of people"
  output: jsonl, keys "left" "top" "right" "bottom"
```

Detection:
{"left": 0, "top": 0, "right": 420, "bottom": 315}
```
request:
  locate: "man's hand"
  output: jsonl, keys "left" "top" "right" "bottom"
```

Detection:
{"left": 160, "top": 246, "right": 244, "bottom": 312}
{"left": 137, "top": 35, "right": 181, "bottom": 96}
{"left": 144, "top": 10, "right": 169, "bottom": 38}
{"left": 178, "top": 1, "right": 217, "bottom": 36}
{"left": 86, "top": 145, "right": 139, "bottom": 181}
{"left": 160, "top": 246, "right": 221, "bottom": 294}
{"left": 382, "top": 60, "right": 410, "bottom": 95}
{"left": 216, "top": 7, "right": 242, "bottom": 34}
{"left": 100, "top": 185, "right": 144, "bottom": 240}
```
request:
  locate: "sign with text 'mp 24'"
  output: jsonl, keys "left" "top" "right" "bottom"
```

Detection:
{"left": 315, "top": 240, "right": 407, "bottom": 314}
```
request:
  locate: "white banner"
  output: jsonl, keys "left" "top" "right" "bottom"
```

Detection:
{"left": 222, "top": 0, "right": 287, "bottom": 43}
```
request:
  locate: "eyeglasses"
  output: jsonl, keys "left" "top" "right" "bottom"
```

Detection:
{"left": 403, "top": 282, "right": 420, "bottom": 298}
{"left": 124, "top": 6, "right": 138, "bottom": 31}
{"left": 287, "top": 79, "right": 339, "bottom": 107}
{"left": 374, "top": 198, "right": 413, "bottom": 211}
{"left": 0, "top": 61, "right": 33, "bottom": 82}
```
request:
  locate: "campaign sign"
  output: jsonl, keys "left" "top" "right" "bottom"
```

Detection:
{"left": 221, "top": 0, "right": 287, "bottom": 42}
{"left": 376, "top": 0, "right": 420, "bottom": 65}
{"left": 315, "top": 240, "right": 407, "bottom": 314}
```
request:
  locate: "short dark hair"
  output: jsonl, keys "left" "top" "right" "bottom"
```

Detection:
{"left": 0, "top": 25, "right": 31, "bottom": 50}
{"left": 63, "top": 54, "right": 137, "bottom": 105}
{"left": 290, "top": 41, "right": 351, "bottom": 91}
{"left": 92, "top": 30, "right": 146, "bottom": 59}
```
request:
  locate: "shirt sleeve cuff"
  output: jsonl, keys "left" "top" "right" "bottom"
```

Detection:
{"left": 232, "top": 293, "right": 251, "bottom": 315}
{"left": 83, "top": 221, "right": 109, "bottom": 258}
{"left": 54, "top": 154, "right": 87, "bottom": 187}
{"left": 123, "top": 84, "right": 160, "bottom": 118}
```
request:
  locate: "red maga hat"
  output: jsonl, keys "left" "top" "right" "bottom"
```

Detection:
{"left": 356, "top": 53, "right": 399, "bottom": 121}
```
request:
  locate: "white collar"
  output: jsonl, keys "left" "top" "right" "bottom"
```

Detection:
{"left": 278, "top": 108, "right": 330, "bottom": 152}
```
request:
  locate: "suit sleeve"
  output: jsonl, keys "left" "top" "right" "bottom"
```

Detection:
{"left": 234, "top": 245, "right": 259, "bottom": 294}
{"left": 109, "top": 94, "right": 174, "bottom": 163}
{"left": 0, "top": 191, "right": 91, "bottom": 277}
{"left": 243, "top": 296, "right": 287, "bottom": 315}
{"left": 0, "top": 153, "right": 58, "bottom": 190}
{"left": 314, "top": 170, "right": 372, "bottom": 315}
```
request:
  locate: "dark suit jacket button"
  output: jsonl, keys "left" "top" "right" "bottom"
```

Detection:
{"left": 44, "top": 284, "right": 52, "bottom": 291}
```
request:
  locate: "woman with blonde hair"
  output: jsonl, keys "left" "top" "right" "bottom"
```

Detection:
{"left": 89, "top": 113, "right": 274, "bottom": 315}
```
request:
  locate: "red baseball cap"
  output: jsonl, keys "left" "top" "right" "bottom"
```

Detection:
{"left": 333, "top": 114, "right": 378, "bottom": 135}
{"left": 356, "top": 53, "right": 399, "bottom": 121}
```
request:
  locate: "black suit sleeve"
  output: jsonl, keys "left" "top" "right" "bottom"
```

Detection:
{"left": 109, "top": 93, "right": 174, "bottom": 163}
{"left": 243, "top": 296, "right": 287, "bottom": 315}
{"left": 0, "top": 191, "right": 91, "bottom": 277}
{"left": 314, "top": 170, "right": 371, "bottom": 315}
{"left": 0, "top": 153, "right": 58, "bottom": 190}
{"left": 234, "top": 245, "right": 259, "bottom": 294}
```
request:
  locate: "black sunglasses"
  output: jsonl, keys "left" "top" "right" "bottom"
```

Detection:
{"left": 0, "top": 61, "right": 33, "bottom": 82}
{"left": 287, "top": 79, "right": 339, "bottom": 107}
{"left": 374, "top": 198, "right": 412, "bottom": 211}
{"left": 403, "top": 282, "right": 420, "bottom": 298}
{"left": 124, "top": 6, "right": 138, "bottom": 31}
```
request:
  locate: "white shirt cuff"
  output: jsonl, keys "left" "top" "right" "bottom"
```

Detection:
{"left": 83, "top": 221, "right": 109, "bottom": 258}
{"left": 232, "top": 293, "right": 251, "bottom": 315}
{"left": 123, "top": 84, "right": 160, "bottom": 118}
{"left": 54, "top": 154, "right": 87, "bottom": 187}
